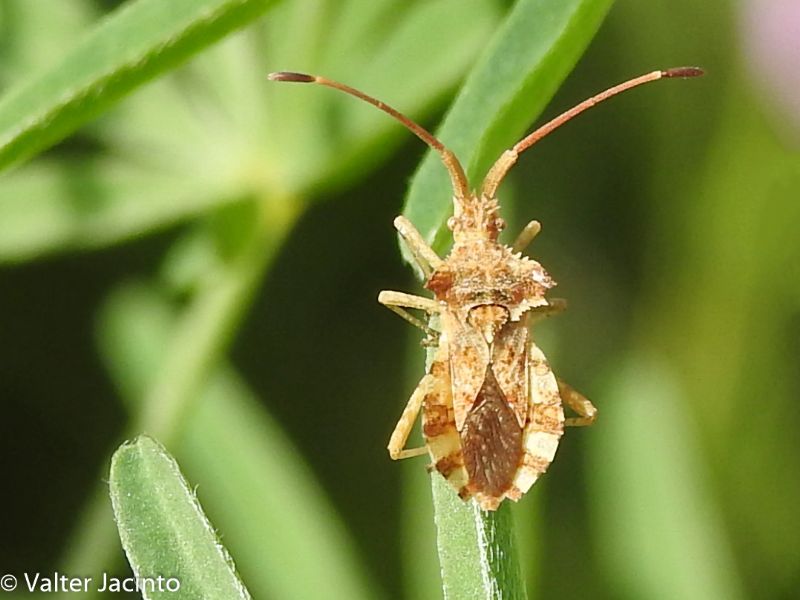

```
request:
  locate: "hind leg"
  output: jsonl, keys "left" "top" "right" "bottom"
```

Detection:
{"left": 558, "top": 379, "right": 597, "bottom": 427}
{"left": 387, "top": 374, "right": 435, "bottom": 460}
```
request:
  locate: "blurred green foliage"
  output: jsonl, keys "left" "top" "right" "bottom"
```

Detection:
{"left": 1, "top": 0, "right": 798, "bottom": 599}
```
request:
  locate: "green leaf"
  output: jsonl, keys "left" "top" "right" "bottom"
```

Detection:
{"left": 320, "top": 0, "right": 415, "bottom": 71}
{"left": 0, "top": 0, "right": 277, "bottom": 172}
{"left": 589, "top": 359, "right": 745, "bottom": 600}
{"left": 402, "top": 0, "right": 615, "bottom": 253}
{"left": 109, "top": 435, "right": 252, "bottom": 600}
{"left": 0, "top": 0, "right": 96, "bottom": 83}
{"left": 395, "top": 0, "right": 615, "bottom": 596}
{"left": 432, "top": 476, "right": 528, "bottom": 600}
{"left": 0, "top": 0, "right": 499, "bottom": 263}
{"left": 98, "top": 282, "right": 380, "bottom": 600}
{"left": 0, "top": 160, "right": 236, "bottom": 264}
{"left": 264, "top": 0, "right": 502, "bottom": 194}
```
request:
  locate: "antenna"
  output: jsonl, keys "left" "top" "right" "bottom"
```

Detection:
{"left": 268, "top": 72, "right": 470, "bottom": 199}
{"left": 481, "top": 67, "right": 704, "bottom": 198}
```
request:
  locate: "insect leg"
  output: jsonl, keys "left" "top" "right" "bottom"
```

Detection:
{"left": 558, "top": 379, "right": 598, "bottom": 427}
{"left": 378, "top": 290, "right": 440, "bottom": 342}
{"left": 394, "top": 216, "right": 443, "bottom": 278}
{"left": 512, "top": 220, "right": 542, "bottom": 253}
{"left": 388, "top": 374, "right": 434, "bottom": 460}
{"left": 528, "top": 298, "right": 567, "bottom": 324}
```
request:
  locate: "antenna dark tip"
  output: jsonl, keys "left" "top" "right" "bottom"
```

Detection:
{"left": 268, "top": 71, "right": 317, "bottom": 83}
{"left": 662, "top": 66, "right": 705, "bottom": 79}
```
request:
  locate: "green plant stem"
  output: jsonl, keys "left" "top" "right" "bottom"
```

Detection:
{"left": 431, "top": 476, "right": 527, "bottom": 600}
{"left": 132, "top": 224, "right": 273, "bottom": 444}
{"left": 422, "top": 317, "right": 527, "bottom": 600}
{"left": 398, "top": 0, "right": 614, "bottom": 596}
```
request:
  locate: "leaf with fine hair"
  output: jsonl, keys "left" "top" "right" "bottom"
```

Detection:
{"left": 109, "top": 435, "right": 252, "bottom": 600}
{"left": 99, "top": 282, "right": 379, "bottom": 600}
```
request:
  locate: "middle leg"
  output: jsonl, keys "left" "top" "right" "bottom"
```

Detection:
{"left": 528, "top": 298, "right": 567, "bottom": 324}
{"left": 512, "top": 220, "right": 542, "bottom": 253}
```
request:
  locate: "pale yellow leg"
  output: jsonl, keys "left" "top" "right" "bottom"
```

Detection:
{"left": 558, "top": 379, "right": 597, "bottom": 427}
{"left": 378, "top": 290, "right": 439, "bottom": 313}
{"left": 388, "top": 374, "right": 434, "bottom": 460}
{"left": 512, "top": 220, "right": 541, "bottom": 253}
{"left": 378, "top": 290, "right": 440, "bottom": 341}
{"left": 394, "top": 216, "right": 443, "bottom": 278}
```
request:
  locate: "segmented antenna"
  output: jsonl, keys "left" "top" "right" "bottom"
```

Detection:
{"left": 269, "top": 68, "right": 704, "bottom": 202}
{"left": 480, "top": 67, "right": 705, "bottom": 198}
{"left": 268, "top": 72, "right": 470, "bottom": 199}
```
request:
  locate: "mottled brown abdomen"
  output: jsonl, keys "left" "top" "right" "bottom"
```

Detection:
{"left": 460, "top": 364, "right": 524, "bottom": 497}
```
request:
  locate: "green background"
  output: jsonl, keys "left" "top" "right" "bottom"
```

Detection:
{"left": 1, "top": 0, "right": 798, "bottom": 598}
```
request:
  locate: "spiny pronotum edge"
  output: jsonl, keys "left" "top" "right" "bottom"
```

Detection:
{"left": 269, "top": 66, "right": 704, "bottom": 509}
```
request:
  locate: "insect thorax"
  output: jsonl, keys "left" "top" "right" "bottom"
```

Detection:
{"left": 425, "top": 237, "right": 555, "bottom": 323}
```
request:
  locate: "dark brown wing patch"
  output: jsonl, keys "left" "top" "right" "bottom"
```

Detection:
{"left": 460, "top": 364, "right": 524, "bottom": 497}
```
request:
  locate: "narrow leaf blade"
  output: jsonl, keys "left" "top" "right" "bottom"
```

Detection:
{"left": 402, "top": 0, "right": 615, "bottom": 251}
{"left": 396, "top": 0, "right": 615, "bottom": 596}
{"left": 99, "top": 283, "right": 380, "bottom": 600}
{"left": 0, "top": 160, "right": 235, "bottom": 263}
{"left": 109, "top": 435, "right": 252, "bottom": 600}
{"left": 590, "top": 359, "right": 745, "bottom": 600}
{"left": 432, "top": 476, "right": 528, "bottom": 600}
{"left": 0, "top": 0, "right": 277, "bottom": 172}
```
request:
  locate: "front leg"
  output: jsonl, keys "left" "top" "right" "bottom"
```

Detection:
{"left": 394, "top": 216, "right": 442, "bottom": 279}
{"left": 558, "top": 379, "right": 597, "bottom": 427}
{"left": 378, "top": 290, "right": 440, "bottom": 343}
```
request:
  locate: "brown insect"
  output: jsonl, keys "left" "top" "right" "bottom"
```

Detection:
{"left": 269, "top": 66, "right": 703, "bottom": 510}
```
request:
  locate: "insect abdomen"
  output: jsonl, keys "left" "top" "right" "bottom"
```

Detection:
{"left": 422, "top": 357, "right": 470, "bottom": 493}
{"left": 460, "top": 365, "right": 524, "bottom": 501}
